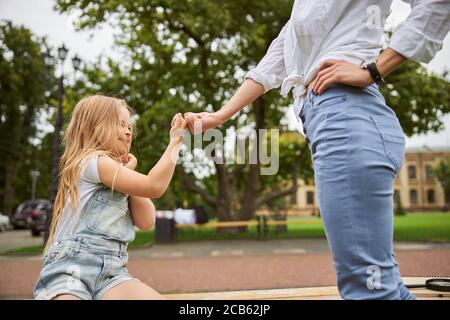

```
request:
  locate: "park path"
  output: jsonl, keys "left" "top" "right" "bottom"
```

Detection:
{"left": 1, "top": 238, "right": 449, "bottom": 299}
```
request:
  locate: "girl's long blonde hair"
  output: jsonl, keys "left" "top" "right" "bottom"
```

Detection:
{"left": 44, "top": 94, "right": 134, "bottom": 255}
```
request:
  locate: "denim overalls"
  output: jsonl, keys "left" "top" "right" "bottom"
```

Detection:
{"left": 299, "top": 83, "right": 415, "bottom": 300}
{"left": 33, "top": 187, "right": 136, "bottom": 300}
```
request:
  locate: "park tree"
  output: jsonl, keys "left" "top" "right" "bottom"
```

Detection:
{"left": 434, "top": 158, "right": 450, "bottom": 211}
{"left": 55, "top": 0, "right": 450, "bottom": 227}
{"left": 0, "top": 21, "right": 54, "bottom": 217}
{"left": 55, "top": 0, "right": 306, "bottom": 229}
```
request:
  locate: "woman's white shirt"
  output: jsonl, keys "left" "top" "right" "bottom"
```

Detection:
{"left": 245, "top": 0, "right": 450, "bottom": 120}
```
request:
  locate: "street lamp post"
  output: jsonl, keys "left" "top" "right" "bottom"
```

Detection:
{"left": 49, "top": 45, "right": 67, "bottom": 203}
{"left": 30, "top": 170, "right": 40, "bottom": 200}
{"left": 44, "top": 45, "right": 81, "bottom": 245}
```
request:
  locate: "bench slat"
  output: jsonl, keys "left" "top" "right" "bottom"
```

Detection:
{"left": 176, "top": 221, "right": 259, "bottom": 229}
{"left": 165, "top": 277, "right": 450, "bottom": 300}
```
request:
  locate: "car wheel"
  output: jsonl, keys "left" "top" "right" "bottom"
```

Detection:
{"left": 31, "top": 229, "right": 41, "bottom": 237}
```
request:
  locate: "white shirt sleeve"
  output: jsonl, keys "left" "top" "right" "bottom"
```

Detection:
{"left": 245, "top": 20, "right": 289, "bottom": 92}
{"left": 80, "top": 154, "right": 101, "bottom": 184}
{"left": 390, "top": 0, "right": 450, "bottom": 63}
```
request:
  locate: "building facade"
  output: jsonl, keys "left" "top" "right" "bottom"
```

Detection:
{"left": 292, "top": 147, "right": 450, "bottom": 215}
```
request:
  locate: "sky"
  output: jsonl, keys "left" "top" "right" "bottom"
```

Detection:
{"left": 1, "top": 0, "right": 450, "bottom": 148}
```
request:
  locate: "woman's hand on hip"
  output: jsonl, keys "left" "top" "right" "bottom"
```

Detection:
{"left": 312, "top": 60, "right": 374, "bottom": 95}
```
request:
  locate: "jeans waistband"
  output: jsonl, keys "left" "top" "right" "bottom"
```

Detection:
{"left": 300, "top": 83, "right": 381, "bottom": 119}
{"left": 54, "top": 235, "right": 128, "bottom": 257}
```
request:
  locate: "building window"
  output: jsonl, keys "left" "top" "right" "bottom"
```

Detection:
{"left": 306, "top": 191, "right": 314, "bottom": 205}
{"left": 425, "top": 165, "right": 434, "bottom": 180}
{"left": 408, "top": 166, "right": 417, "bottom": 180}
{"left": 410, "top": 189, "right": 418, "bottom": 204}
{"left": 427, "top": 189, "right": 435, "bottom": 204}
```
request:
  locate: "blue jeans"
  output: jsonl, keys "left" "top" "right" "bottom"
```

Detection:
{"left": 299, "top": 84, "right": 415, "bottom": 300}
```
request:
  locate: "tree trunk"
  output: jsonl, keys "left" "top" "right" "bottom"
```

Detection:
{"left": 2, "top": 159, "right": 19, "bottom": 218}
{"left": 234, "top": 98, "right": 265, "bottom": 230}
{"left": 2, "top": 98, "right": 37, "bottom": 217}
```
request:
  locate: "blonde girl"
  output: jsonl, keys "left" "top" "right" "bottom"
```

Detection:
{"left": 33, "top": 94, "right": 186, "bottom": 300}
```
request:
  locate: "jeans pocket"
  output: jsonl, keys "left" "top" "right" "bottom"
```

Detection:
{"left": 311, "top": 94, "right": 347, "bottom": 111}
{"left": 370, "top": 115, "right": 406, "bottom": 173}
{"left": 43, "top": 245, "right": 72, "bottom": 267}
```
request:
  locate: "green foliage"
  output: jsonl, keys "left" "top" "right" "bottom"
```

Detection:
{"left": 381, "top": 60, "right": 450, "bottom": 136}
{"left": 53, "top": 0, "right": 450, "bottom": 219}
{"left": 0, "top": 21, "right": 54, "bottom": 215}
{"left": 434, "top": 158, "right": 450, "bottom": 210}
{"left": 2, "top": 1, "right": 450, "bottom": 221}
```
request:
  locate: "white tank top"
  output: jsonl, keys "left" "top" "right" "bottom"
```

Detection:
{"left": 53, "top": 154, "right": 103, "bottom": 244}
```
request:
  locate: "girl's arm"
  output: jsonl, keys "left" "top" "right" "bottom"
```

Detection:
{"left": 129, "top": 196, "right": 156, "bottom": 231}
{"left": 97, "top": 113, "right": 186, "bottom": 199}
{"left": 122, "top": 154, "right": 156, "bottom": 231}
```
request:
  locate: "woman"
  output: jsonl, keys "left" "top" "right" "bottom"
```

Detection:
{"left": 184, "top": 1, "right": 450, "bottom": 299}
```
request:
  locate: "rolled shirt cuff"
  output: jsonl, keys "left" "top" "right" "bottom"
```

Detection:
{"left": 245, "top": 70, "right": 281, "bottom": 93}
{"left": 390, "top": 23, "right": 444, "bottom": 64}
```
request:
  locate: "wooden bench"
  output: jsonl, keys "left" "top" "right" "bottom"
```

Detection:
{"left": 164, "top": 277, "right": 450, "bottom": 300}
{"left": 175, "top": 221, "right": 260, "bottom": 229}
{"left": 174, "top": 216, "right": 322, "bottom": 240}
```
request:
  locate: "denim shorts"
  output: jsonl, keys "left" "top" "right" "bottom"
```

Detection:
{"left": 33, "top": 236, "right": 134, "bottom": 300}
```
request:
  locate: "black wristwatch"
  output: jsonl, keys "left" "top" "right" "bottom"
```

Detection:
{"left": 362, "top": 62, "right": 384, "bottom": 85}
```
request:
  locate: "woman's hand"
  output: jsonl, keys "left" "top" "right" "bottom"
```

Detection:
{"left": 183, "top": 112, "right": 224, "bottom": 135}
{"left": 312, "top": 59, "right": 374, "bottom": 95}
{"left": 170, "top": 113, "right": 187, "bottom": 144}
{"left": 123, "top": 153, "right": 138, "bottom": 170}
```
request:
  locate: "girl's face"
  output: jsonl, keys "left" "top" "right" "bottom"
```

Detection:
{"left": 119, "top": 106, "right": 132, "bottom": 152}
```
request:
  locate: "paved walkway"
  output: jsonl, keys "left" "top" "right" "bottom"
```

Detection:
{"left": 1, "top": 237, "right": 450, "bottom": 299}
{"left": 0, "top": 230, "right": 43, "bottom": 252}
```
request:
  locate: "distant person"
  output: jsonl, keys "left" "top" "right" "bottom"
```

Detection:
{"left": 193, "top": 204, "right": 209, "bottom": 225}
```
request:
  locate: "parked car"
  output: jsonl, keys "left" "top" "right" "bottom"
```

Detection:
{"left": 12, "top": 199, "right": 50, "bottom": 230}
{"left": 0, "top": 213, "right": 10, "bottom": 232}
{"left": 30, "top": 202, "right": 52, "bottom": 237}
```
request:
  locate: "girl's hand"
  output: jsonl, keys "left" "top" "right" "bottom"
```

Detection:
{"left": 312, "top": 59, "right": 374, "bottom": 95}
{"left": 170, "top": 113, "right": 187, "bottom": 144}
{"left": 183, "top": 112, "right": 223, "bottom": 135}
{"left": 123, "top": 153, "right": 138, "bottom": 170}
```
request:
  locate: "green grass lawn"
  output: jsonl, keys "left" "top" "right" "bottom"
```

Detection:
{"left": 2, "top": 212, "right": 449, "bottom": 256}
{"left": 165, "top": 213, "right": 450, "bottom": 243}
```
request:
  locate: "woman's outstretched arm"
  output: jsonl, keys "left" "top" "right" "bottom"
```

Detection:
{"left": 184, "top": 78, "right": 265, "bottom": 134}
{"left": 184, "top": 20, "right": 290, "bottom": 134}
